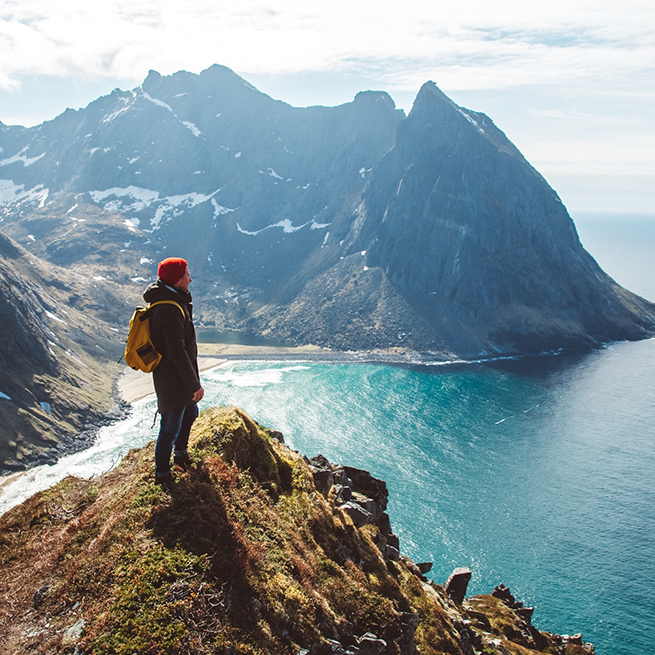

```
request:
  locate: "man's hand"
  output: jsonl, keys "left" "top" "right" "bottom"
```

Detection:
{"left": 192, "top": 386, "right": 205, "bottom": 402}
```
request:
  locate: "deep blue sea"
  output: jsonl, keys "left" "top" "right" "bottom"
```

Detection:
{"left": 1, "top": 212, "right": 654, "bottom": 655}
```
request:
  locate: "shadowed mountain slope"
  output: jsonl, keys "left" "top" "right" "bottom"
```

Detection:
{"left": 0, "top": 231, "right": 133, "bottom": 471}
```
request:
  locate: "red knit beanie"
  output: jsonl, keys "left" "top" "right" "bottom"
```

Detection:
{"left": 158, "top": 257, "right": 188, "bottom": 286}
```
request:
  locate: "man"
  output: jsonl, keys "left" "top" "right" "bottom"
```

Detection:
{"left": 144, "top": 257, "right": 205, "bottom": 485}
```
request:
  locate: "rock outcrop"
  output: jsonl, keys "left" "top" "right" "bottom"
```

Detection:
{"left": 444, "top": 568, "right": 472, "bottom": 606}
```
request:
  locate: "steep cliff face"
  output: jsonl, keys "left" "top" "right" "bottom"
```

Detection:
{"left": 0, "top": 407, "right": 594, "bottom": 655}
{"left": 354, "top": 82, "right": 655, "bottom": 354}
{"left": 0, "top": 233, "right": 59, "bottom": 379}
{"left": 0, "top": 233, "right": 128, "bottom": 471}
{"left": 0, "top": 66, "right": 653, "bottom": 358}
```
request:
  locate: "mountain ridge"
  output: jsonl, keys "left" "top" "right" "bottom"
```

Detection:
{"left": 1, "top": 64, "right": 652, "bottom": 359}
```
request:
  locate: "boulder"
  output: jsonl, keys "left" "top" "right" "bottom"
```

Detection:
{"left": 444, "top": 567, "right": 472, "bottom": 605}
{"left": 343, "top": 466, "right": 388, "bottom": 511}
{"left": 384, "top": 545, "right": 400, "bottom": 561}
{"left": 311, "top": 468, "right": 334, "bottom": 497}
{"left": 332, "top": 484, "right": 352, "bottom": 504}
{"left": 308, "top": 454, "right": 334, "bottom": 497}
{"left": 357, "top": 633, "right": 387, "bottom": 654}
{"left": 340, "top": 501, "right": 373, "bottom": 527}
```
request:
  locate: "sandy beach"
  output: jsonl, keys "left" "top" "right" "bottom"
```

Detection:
{"left": 116, "top": 356, "right": 227, "bottom": 404}
{"left": 116, "top": 343, "right": 336, "bottom": 404}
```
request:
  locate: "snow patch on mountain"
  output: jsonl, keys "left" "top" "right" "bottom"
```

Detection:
{"left": 88, "top": 185, "right": 229, "bottom": 229}
{"left": 45, "top": 310, "right": 67, "bottom": 325}
{"left": 311, "top": 220, "right": 330, "bottom": 230}
{"left": 0, "top": 180, "right": 49, "bottom": 207}
{"left": 151, "top": 191, "right": 220, "bottom": 229}
{"left": 143, "top": 92, "right": 173, "bottom": 113}
{"left": 236, "top": 219, "right": 311, "bottom": 236}
{"left": 89, "top": 186, "right": 159, "bottom": 213}
{"left": 103, "top": 95, "right": 135, "bottom": 123}
{"left": 182, "top": 121, "right": 202, "bottom": 137}
{"left": 141, "top": 91, "right": 203, "bottom": 137}
{"left": 211, "top": 198, "right": 236, "bottom": 217}
{"left": 0, "top": 147, "right": 46, "bottom": 167}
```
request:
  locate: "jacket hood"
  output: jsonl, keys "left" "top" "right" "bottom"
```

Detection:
{"left": 143, "top": 279, "right": 193, "bottom": 307}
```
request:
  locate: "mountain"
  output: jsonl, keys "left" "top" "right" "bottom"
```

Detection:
{"left": 1, "top": 64, "right": 653, "bottom": 360}
{"left": 0, "top": 231, "right": 127, "bottom": 470}
{"left": 0, "top": 406, "right": 595, "bottom": 655}
{"left": 354, "top": 83, "right": 655, "bottom": 354}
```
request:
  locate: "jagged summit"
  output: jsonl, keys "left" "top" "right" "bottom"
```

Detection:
{"left": 408, "top": 82, "right": 527, "bottom": 163}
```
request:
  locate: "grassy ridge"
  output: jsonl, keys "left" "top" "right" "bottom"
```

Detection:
{"left": 0, "top": 407, "right": 591, "bottom": 655}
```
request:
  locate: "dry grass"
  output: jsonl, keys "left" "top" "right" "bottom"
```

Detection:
{"left": 0, "top": 407, "right": 584, "bottom": 655}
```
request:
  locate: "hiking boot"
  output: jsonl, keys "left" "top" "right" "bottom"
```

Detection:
{"left": 174, "top": 454, "right": 192, "bottom": 472}
{"left": 155, "top": 471, "right": 174, "bottom": 486}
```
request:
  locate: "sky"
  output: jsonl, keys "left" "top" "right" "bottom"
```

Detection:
{"left": 0, "top": 0, "right": 654, "bottom": 215}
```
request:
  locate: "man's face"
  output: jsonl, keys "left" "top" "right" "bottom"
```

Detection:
{"left": 174, "top": 266, "right": 192, "bottom": 292}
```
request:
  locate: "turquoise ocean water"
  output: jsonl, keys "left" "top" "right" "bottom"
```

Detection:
{"left": 1, "top": 213, "right": 653, "bottom": 655}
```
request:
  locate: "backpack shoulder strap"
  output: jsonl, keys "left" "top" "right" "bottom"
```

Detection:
{"left": 147, "top": 300, "right": 186, "bottom": 319}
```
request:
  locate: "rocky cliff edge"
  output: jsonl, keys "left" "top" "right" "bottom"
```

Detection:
{"left": 0, "top": 406, "right": 593, "bottom": 655}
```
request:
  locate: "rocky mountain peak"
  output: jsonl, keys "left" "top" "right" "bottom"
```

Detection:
{"left": 0, "top": 65, "right": 653, "bottom": 360}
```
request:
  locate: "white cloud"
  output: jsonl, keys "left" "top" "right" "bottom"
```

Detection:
{"left": 0, "top": 0, "right": 653, "bottom": 213}
{"left": 0, "top": 1, "right": 653, "bottom": 93}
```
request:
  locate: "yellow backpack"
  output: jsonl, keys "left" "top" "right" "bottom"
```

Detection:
{"left": 123, "top": 300, "right": 186, "bottom": 372}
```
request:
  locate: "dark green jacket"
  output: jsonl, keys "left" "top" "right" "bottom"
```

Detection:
{"left": 143, "top": 280, "right": 201, "bottom": 414}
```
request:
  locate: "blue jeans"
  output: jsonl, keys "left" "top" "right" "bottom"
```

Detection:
{"left": 155, "top": 403, "right": 199, "bottom": 478}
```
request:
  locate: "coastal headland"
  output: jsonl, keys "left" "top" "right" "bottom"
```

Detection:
{"left": 0, "top": 404, "right": 595, "bottom": 654}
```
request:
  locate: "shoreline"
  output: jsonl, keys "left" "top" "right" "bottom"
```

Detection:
{"left": 116, "top": 355, "right": 229, "bottom": 404}
{"left": 1, "top": 342, "right": 576, "bottom": 486}
{"left": 117, "top": 343, "right": 464, "bottom": 404}
{"left": 107, "top": 340, "right": 586, "bottom": 406}
{"left": 1, "top": 344, "right": 380, "bottom": 487}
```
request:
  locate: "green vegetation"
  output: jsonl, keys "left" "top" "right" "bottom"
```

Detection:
{"left": 0, "top": 406, "right": 584, "bottom": 655}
